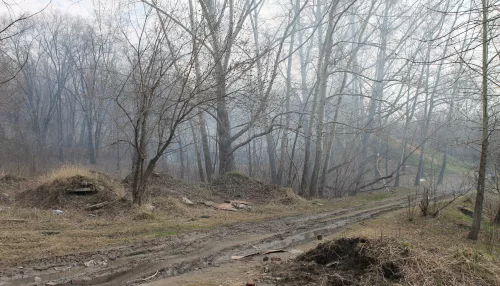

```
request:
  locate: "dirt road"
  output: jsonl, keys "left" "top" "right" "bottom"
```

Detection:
{"left": 0, "top": 196, "right": 408, "bottom": 286}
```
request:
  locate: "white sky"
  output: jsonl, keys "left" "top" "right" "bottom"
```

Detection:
{"left": 1, "top": 0, "right": 93, "bottom": 18}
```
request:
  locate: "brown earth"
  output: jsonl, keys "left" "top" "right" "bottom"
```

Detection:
{"left": 267, "top": 237, "right": 407, "bottom": 286}
{"left": 3, "top": 168, "right": 485, "bottom": 286}
{"left": 0, "top": 196, "right": 409, "bottom": 286}
{"left": 123, "top": 172, "right": 212, "bottom": 202}
{"left": 209, "top": 172, "right": 303, "bottom": 204}
{"left": 15, "top": 172, "right": 124, "bottom": 215}
{"left": 123, "top": 171, "right": 303, "bottom": 206}
{"left": 146, "top": 197, "right": 500, "bottom": 286}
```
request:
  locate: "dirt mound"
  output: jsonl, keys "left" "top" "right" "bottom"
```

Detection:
{"left": 210, "top": 172, "right": 303, "bottom": 204}
{"left": 16, "top": 173, "right": 120, "bottom": 211}
{"left": 123, "top": 171, "right": 175, "bottom": 185}
{"left": 292, "top": 237, "right": 404, "bottom": 285}
{"left": 267, "top": 237, "right": 498, "bottom": 286}
{"left": 124, "top": 172, "right": 211, "bottom": 202}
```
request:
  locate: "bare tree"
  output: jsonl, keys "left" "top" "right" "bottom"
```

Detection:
{"left": 469, "top": 0, "right": 491, "bottom": 241}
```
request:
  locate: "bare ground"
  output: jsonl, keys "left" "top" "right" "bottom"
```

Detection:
{"left": 144, "top": 195, "right": 500, "bottom": 286}
{"left": 0, "top": 195, "right": 408, "bottom": 286}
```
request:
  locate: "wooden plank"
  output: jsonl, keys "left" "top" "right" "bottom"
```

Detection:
{"left": 66, "top": 188, "right": 96, "bottom": 194}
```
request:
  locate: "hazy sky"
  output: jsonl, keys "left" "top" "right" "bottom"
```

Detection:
{"left": 2, "top": 0, "right": 93, "bottom": 17}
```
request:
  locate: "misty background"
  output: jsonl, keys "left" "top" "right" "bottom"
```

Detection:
{"left": 0, "top": 0, "right": 497, "bottom": 199}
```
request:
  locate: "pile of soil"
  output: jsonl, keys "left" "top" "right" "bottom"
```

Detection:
{"left": 123, "top": 172, "right": 211, "bottom": 202}
{"left": 270, "top": 237, "right": 405, "bottom": 285}
{"left": 266, "top": 237, "right": 498, "bottom": 286}
{"left": 210, "top": 172, "right": 303, "bottom": 204}
{"left": 16, "top": 173, "right": 120, "bottom": 211}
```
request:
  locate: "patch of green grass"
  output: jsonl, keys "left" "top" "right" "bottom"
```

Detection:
{"left": 440, "top": 202, "right": 473, "bottom": 224}
{"left": 463, "top": 196, "right": 474, "bottom": 206}
{"left": 386, "top": 137, "right": 472, "bottom": 176}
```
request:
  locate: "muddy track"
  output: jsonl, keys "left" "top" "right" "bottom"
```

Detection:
{"left": 0, "top": 197, "right": 409, "bottom": 286}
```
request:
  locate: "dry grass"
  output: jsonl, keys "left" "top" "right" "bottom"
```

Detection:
{"left": 39, "top": 165, "right": 96, "bottom": 183}
{"left": 38, "top": 165, "right": 126, "bottom": 198}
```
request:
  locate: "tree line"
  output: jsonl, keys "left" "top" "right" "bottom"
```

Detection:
{"left": 0, "top": 0, "right": 499, "bottom": 239}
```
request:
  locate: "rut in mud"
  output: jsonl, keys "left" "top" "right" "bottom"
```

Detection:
{"left": 0, "top": 196, "right": 408, "bottom": 286}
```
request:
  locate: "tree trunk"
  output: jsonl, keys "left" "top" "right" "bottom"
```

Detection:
{"left": 437, "top": 151, "right": 447, "bottom": 185}
{"left": 248, "top": 128, "right": 253, "bottom": 177}
{"left": 395, "top": 61, "right": 426, "bottom": 187}
{"left": 469, "top": 0, "right": 489, "bottom": 241}
{"left": 189, "top": 1, "right": 212, "bottom": 181}
{"left": 178, "top": 138, "right": 185, "bottom": 179}
{"left": 278, "top": 0, "right": 300, "bottom": 185}
{"left": 394, "top": 138, "right": 407, "bottom": 187}
{"left": 191, "top": 121, "right": 205, "bottom": 182}
{"left": 56, "top": 87, "right": 64, "bottom": 162}
{"left": 414, "top": 43, "right": 434, "bottom": 186}
{"left": 309, "top": 1, "right": 339, "bottom": 197}
{"left": 216, "top": 73, "right": 234, "bottom": 175}
{"left": 437, "top": 0, "right": 466, "bottom": 186}
{"left": 299, "top": 0, "right": 325, "bottom": 195}
{"left": 438, "top": 80, "right": 460, "bottom": 185}
{"left": 265, "top": 129, "right": 278, "bottom": 184}
{"left": 294, "top": 19, "right": 310, "bottom": 193}
{"left": 86, "top": 116, "right": 97, "bottom": 165}
{"left": 357, "top": 1, "right": 390, "bottom": 192}
{"left": 197, "top": 111, "right": 213, "bottom": 181}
